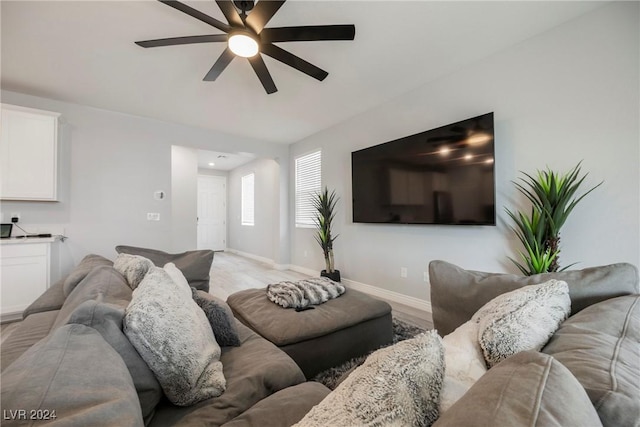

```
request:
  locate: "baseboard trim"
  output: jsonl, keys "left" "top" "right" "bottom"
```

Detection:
{"left": 288, "top": 263, "right": 432, "bottom": 315}
{"left": 288, "top": 264, "right": 318, "bottom": 276}
{"left": 225, "top": 248, "right": 275, "bottom": 266}
{"left": 342, "top": 278, "right": 432, "bottom": 315}
{"left": 225, "top": 249, "right": 291, "bottom": 272}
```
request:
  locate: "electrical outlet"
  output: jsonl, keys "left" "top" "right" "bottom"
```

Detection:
{"left": 400, "top": 267, "right": 408, "bottom": 278}
{"left": 423, "top": 272, "right": 429, "bottom": 282}
{"left": 304, "top": 250, "right": 308, "bottom": 258}
{"left": 10, "top": 212, "right": 20, "bottom": 223}
{"left": 147, "top": 213, "right": 160, "bottom": 221}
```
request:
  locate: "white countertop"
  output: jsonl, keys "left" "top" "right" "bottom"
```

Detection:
{"left": 0, "top": 236, "right": 59, "bottom": 244}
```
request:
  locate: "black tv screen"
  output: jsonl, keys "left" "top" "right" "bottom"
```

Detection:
{"left": 352, "top": 112, "right": 495, "bottom": 225}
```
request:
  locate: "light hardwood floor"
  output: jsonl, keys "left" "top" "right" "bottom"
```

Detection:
{"left": 210, "top": 251, "right": 433, "bottom": 330}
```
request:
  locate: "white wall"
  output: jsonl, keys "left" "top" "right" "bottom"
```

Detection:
{"left": 289, "top": 2, "right": 640, "bottom": 302}
{"left": 0, "top": 91, "right": 288, "bottom": 274}
{"left": 171, "top": 145, "right": 198, "bottom": 252}
{"left": 227, "top": 158, "right": 281, "bottom": 263}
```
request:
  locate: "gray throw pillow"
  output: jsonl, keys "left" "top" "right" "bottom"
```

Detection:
{"left": 62, "top": 254, "right": 113, "bottom": 296}
{"left": 54, "top": 265, "right": 132, "bottom": 329}
{"left": 543, "top": 295, "right": 640, "bottom": 426}
{"left": 67, "top": 300, "right": 162, "bottom": 423}
{"left": 295, "top": 330, "right": 444, "bottom": 427}
{"left": 124, "top": 267, "right": 225, "bottom": 406}
{"left": 115, "top": 245, "right": 214, "bottom": 292}
{"left": 192, "top": 288, "right": 241, "bottom": 347}
{"left": 429, "top": 260, "right": 639, "bottom": 336}
{"left": 471, "top": 279, "right": 571, "bottom": 368}
{"left": 434, "top": 351, "right": 603, "bottom": 427}
{"left": 113, "top": 253, "right": 154, "bottom": 290}
{"left": 1, "top": 324, "right": 144, "bottom": 427}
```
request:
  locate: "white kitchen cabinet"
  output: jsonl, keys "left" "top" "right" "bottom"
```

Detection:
{"left": 1, "top": 104, "right": 60, "bottom": 201}
{"left": 0, "top": 238, "right": 56, "bottom": 321}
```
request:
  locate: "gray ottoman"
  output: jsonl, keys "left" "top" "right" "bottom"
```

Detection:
{"left": 227, "top": 288, "right": 393, "bottom": 378}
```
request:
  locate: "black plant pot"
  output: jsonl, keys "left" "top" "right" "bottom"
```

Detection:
{"left": 321, "top": 269, "right": 341, "bottom": 282}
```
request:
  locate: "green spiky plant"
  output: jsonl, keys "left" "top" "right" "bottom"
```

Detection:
{"left": 312, "top": 187, "right": 339, "bottom": 274}
{"left": 506, "top": 162, "right": 602, "bottom": 275}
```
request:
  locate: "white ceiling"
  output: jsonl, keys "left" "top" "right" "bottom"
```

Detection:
{"left": 1, "top": 1, "right": 606, "bottom": 145}
{"left": 197, "top": 149, "right": 255, "bottom": 170}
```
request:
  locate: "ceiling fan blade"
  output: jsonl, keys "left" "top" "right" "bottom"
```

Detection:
{"left": 245, "top": 0, "right": 285, "bottom": 34}
{"left": 204, "top": 47, "right": 235, "bottom": 81}
{"left": 260, "top": 25, "right": 355, "bottom": 43}
{"left": 261, "top": 43, "right": 328, "bottom": 81}
{"left": 215, "top": 0, "right": 244, "bottom": 27}
{"left": 248, "top": 55, "right": 277, "bottom": 94}
{"left": 135, "top": 34, "right": 227, "bottom": 48}
{"left": 159, "top": 0, "right": 231, "bottom": 33}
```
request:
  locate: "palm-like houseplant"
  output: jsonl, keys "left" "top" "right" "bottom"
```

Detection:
{"left": 312, "top": 187, "right": 340, "bottom": 281}
{"left": 506, "top": 162, "right": 602, "bottom": 275}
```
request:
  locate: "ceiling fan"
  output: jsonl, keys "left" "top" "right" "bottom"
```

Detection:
{"left": 135, "top": 0, "right": 356, "bottom": 94}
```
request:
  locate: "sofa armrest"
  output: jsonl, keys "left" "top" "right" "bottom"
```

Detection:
{"left": 22, "top": 279, "right": 66, "bottom": 319}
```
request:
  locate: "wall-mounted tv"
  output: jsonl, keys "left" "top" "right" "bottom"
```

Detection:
{"left": 351, "top": 112, "right": 495, "bottom": 225}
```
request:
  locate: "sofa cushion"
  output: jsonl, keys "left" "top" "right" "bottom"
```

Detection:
{"left": 68, "top": 300, "right": 162, "bottom": 424}
{"left": 295, "top": 330, "right": 444, "bottom": 427}
{"left": 148, "top": 321, "right": 306, "bottom": 427}
{"left": 192, "top": 289, "right": 241, "bottom": 347}
{"left": 434, "top": 351, "right": 602, "bottom": 427}
{"left": 223, "top": 382, "right": 330, "bottom": 427}
{"left": 114, "top": 253, "right": 154, "bottom": 290}
{"left": 22, "top": 278, "right": 66, "bottom": 319}
{"left": 543, "top": 295, "right": 640, "bottom": 427}
{"left": 54, "top": 265, "right": 132, "bottom": 329}
{"left": 124, "top": 267, "right": 225, "bottom": 406}
{"left": 62, "top": 254, "right": 113, "bottom": 296}
{"left": 116, "top": 245, "right": 214, "bottom": 292}
{"left": 1, "top": 310, "right": 59, "bottom": 372}
{"left": 1, "top": 324, "right": 144, "bottom": 427}
{"left": 429, "top": 260, "right": 639, "bottom": 336}
{"left": 472, "top": 279, "right": 570, "bottom": 367}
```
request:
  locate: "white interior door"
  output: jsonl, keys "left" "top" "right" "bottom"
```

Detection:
{"left": 197, "top": 175, "right": 226, "bottom": 251}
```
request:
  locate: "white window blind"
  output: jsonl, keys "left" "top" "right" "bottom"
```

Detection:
{"left": 295, "top": 150, "right": 321, "bottom": 228}
{"left": 241, "top": 173, "right": 254, "bottom": 226}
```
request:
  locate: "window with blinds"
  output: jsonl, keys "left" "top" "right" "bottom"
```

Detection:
{"left": 241, "top": 173, "right": 255, "bottom": 226}
{"left": 295, "top": 150, "right": 321, "bottom": 228}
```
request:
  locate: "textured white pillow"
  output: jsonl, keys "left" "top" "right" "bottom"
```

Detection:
{"left": 124, "top": 267, "right": 225, "bottom": 406}
{"left": 113, "top": 253, "right": 154, "bottom": 290}
{"left": 295, "top": 330, "right": 444, "bottom": 427}
{"left": 472, "top": 279, "right": 571, "bottom": 367}
{"left": 163, "top": 262, "right": 191, "bottom": 298}
{"left": 440, "top": 321, "right": 487, "bottom": 412}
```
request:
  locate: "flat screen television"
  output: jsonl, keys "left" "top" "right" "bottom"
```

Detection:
{"left": 351, "top": 112, "right": 495, "bottom": 225}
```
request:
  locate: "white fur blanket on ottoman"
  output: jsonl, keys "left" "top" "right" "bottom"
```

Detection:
{"left": 266, "top": 277, "right": 346, "bottom": 309}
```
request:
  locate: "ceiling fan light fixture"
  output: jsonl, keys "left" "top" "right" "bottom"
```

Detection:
{"left": 228, "top": 32, "right": 259, "bottom": 57}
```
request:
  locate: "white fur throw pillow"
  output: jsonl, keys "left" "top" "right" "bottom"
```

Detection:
{"left": 124, "top": 267, "right": 226, "bottom": 406}
{"left": 163, "top": 262, "right": 191, "bottom": 298}
{"left": 472, "top": 279, "right": 571, "bottom": 368}
{"left": 114, "top": 253, "right": 154, "bottom": 290}
{"left": 440, "top": 321, "right": 487, "bottom": 413}
{"left": 295, "top": 330, "right": 444, "bottom": 427}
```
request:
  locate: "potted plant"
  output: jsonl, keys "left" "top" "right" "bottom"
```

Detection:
{"left": 506, "top": 162, "right": 602, "bottom": 275}
{"left": 313, "top": 187, "right": 341, "bottom": 282}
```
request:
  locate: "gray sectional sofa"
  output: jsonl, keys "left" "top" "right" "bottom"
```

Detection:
{"left": 1, "top": 253, "right": 638, "bottom": 427}
{"left": 1, "top": 254, "right": 330, "bottom": 426}
{"left": 429, "top": 261, "right": 640, "bottom": 427}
